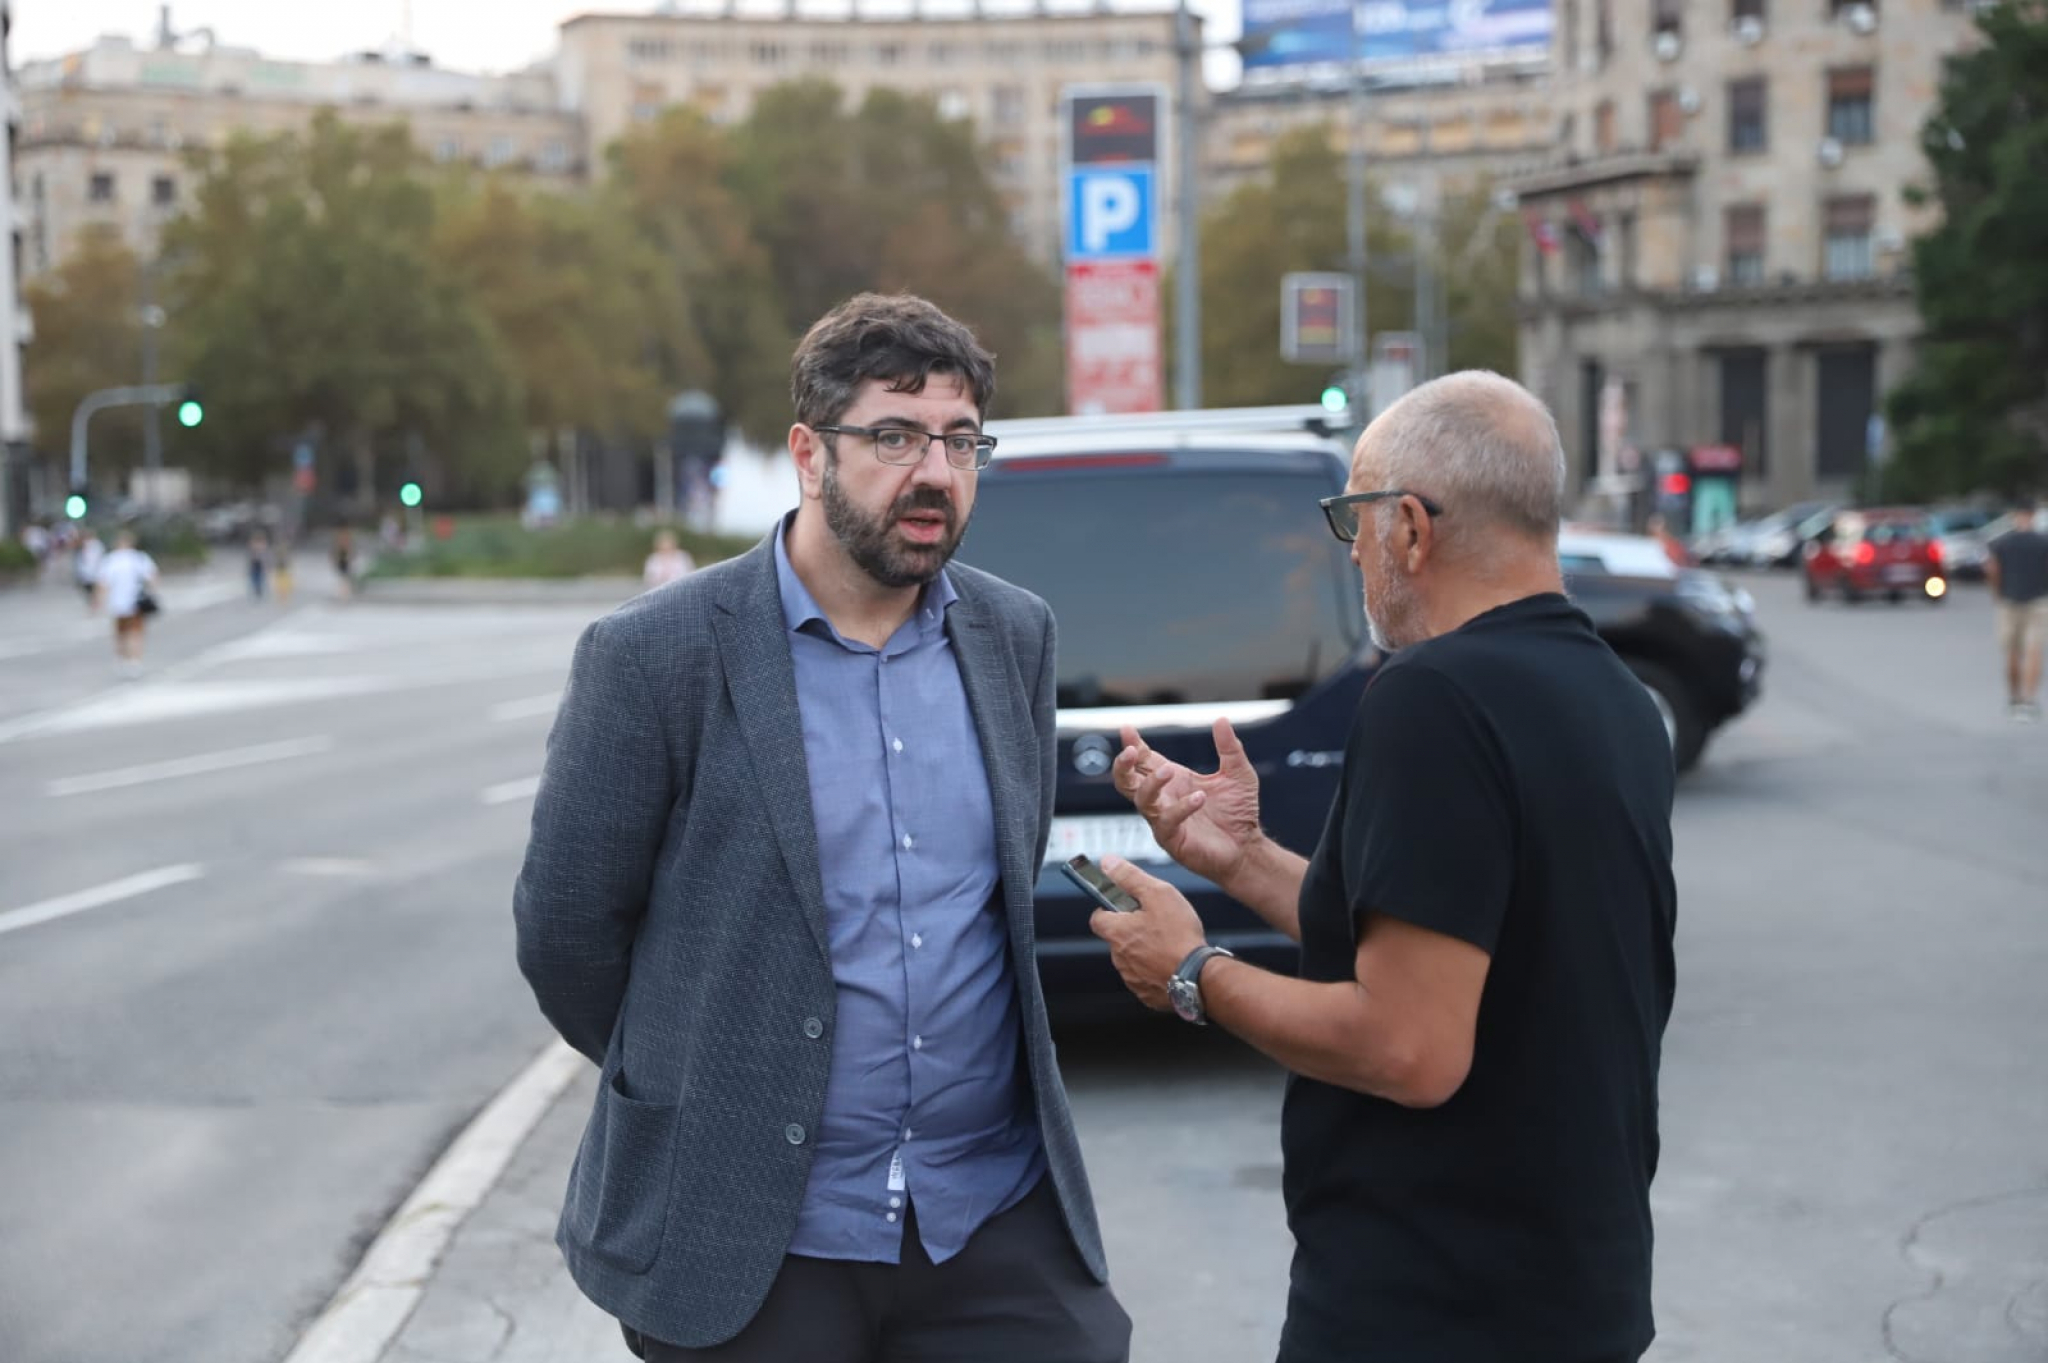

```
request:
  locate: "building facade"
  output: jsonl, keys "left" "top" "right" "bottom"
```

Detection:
{"left": 14, "top": 35, "right": 584, "bottom": 277}
{"left": 1, "top": 0, "right": 30, "bottom": 534}
{"left": 1510, "top": 0, "right": 1984, "bottom": 513}
{"left": 553, "top": 7, "right": 1187, "bottom": 268}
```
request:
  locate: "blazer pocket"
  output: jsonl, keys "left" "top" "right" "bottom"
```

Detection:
{"left": 565, "top": 1066, "right": 680, "bottom": 1274}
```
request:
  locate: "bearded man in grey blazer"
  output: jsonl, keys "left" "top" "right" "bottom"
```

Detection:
{"left": 514, "top": 293, "right": 1129, "bottom": 1362}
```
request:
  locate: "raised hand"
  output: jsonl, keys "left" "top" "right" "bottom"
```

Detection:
{"left": 1110, "top": 717, "right": 1264, "bottom": 887}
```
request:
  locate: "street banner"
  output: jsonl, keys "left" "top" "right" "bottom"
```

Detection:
{"left": 1241, "top": 0, "right": 1553, "bottom": 73}
{"left": 1066, "top": 260, "right": 1164, "bottom": 416}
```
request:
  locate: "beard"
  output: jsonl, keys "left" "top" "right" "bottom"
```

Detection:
{"left": 1363, "top": 535, "right": 1422, "bottom": 652}
{"left": 821, "top": 451, "right": 968, "bottom": 590}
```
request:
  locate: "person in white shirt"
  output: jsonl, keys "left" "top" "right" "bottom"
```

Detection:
{"left": 96, "top": 530, "right": 160, "bottom": 671}
{"left": 642, "top": 528, "right": 696, "bottom": 590}
{"left": 73, "top": 532, "right": 107, "bottom": 614}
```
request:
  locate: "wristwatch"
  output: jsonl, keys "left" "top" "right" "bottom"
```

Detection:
{"left": 1168, "top": 944, "right": 1236, "bottom": 1026}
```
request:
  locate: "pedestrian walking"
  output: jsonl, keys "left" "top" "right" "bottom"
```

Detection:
{"left": 96, "top": 529, "right": 161, "bottom": 675}
{"left": 331, "top": 526, "right": 355, "bottom": 601}
{"left": 247, "top": 530, "right": 271, "bottom": 600}
{"left": 271, "top": 537, "right": 295, "bottom": 605}
{"left": 73, "top": 530, "right": 106, "bottom": 615}
{"left": 640, "top": 528, "right": 696, "bottom": 590}
{"left": 1986, "top": 498, "right": 2048, "bottom": 722}
{"left": 515, "top": 293, "right": 1128, "bottom": 1362}
{"left": 1092, "top": 371, "right": 1678, "bottom": 1363}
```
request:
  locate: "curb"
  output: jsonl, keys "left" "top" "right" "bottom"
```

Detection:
{"left": 280, "top": 1039, "right": 586, "bottom": 1363}
{"left": 360, "top": 577, "right": 640, "bottom": 607}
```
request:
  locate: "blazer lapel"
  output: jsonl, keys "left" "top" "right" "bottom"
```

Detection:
{"left": 945, "top": 583, "right": 1038, "bottom": 952}
{"left": 711, "top": 540, "right": 832, "bottom": 965}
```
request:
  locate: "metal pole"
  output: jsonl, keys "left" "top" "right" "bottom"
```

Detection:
{"left": 1173, "top": 0, "right": 1202, "bottom": 411}
{"left": 69, "top": 383, "right": 187, "bottom": 489}
{"left": 1345, "top": 8, "right": 1369, "bottom": 416}
{"left": 141, "top": 265, "right": 164, "bottom": 506}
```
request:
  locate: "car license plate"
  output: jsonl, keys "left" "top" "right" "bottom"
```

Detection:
{"left": 1044, "top": 814, "right": 1172, "bottom": 867}
{"left": 1885, "top": 565, "right": 1922, "bottom": 584}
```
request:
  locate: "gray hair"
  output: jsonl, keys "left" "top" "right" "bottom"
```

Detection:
{"left": 1366, "top": 370, "right": 1566, "bottom": 549}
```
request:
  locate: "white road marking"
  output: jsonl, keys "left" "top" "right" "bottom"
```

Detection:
{"left": 480, "top": 775, "right": 542, "bottom": 806}
{"left": 489, "top": 692, "right": 561, "bottom": 723}
{"left": 47, "top": 736, "right": 334, "bottom": 797}
{"left": 278, "top": 858, "right": 376, "bottom": 878}
{"left": 278, "top": 1040, "right": 584, "bottom": 1363}
{"left": 0, "top": 864, "right": 206, "bottom": 938}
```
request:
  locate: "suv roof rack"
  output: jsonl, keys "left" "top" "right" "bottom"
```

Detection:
{"left": 986, "top": 403, "right": 1355, "bottom": 442}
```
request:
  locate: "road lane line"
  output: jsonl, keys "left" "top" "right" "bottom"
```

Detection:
{"left": 0, "top": 864, "right": 207, "bottom": 938}
{"left": 489, "top": 692, "right": 561, "bottom": 723}
{"left": 279, "top": 1039, "right": 584, "bottom": 1363}
{"left": 480, "top": 775, "right": 542, "bottom": 806}
{"left": 278, "top": 858, "right": 377, "bottom": 878}
{"left": 46, "top": 735, "right": 335, "bottom": 797}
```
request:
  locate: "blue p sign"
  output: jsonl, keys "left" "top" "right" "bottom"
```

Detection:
{"left": 1066, "top": 167, "right": 1156, "bottom": 262}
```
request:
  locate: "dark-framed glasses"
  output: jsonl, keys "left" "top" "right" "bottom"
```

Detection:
{"left": 813, "top": 423, "right": 998, "bottom": 471}
{"left": 1318, "top": 489, "right": 1445, "bottom": 543}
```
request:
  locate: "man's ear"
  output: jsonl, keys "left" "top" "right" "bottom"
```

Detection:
{"left": 790, "top": 424, "right": 826, "bottom": 497}
{"left": 1403, "top": 495, "right": 1435, "bottom": 570}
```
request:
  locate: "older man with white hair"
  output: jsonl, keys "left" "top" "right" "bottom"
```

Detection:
{"left": 1092, "top": 371, "right": 1679, "bottom": 1363}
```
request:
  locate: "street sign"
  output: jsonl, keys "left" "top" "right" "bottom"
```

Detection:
{"left": 1281, "top": 273, "right": 1356, "bottom": 365}
{"left": 1066, "top": 260, "right": 1163, "bottom": 416}
{"left": 1066, "top": 89, "right": 1161, "bottom": 166}
{"left": 1065, "top": 167, "right": 1157, "bottom": 262}
{"left": 1369, "top": 331, "right": 1424, "bottom": 416}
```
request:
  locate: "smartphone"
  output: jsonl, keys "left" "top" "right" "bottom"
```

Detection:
{"left": 1059, "top": 853, "right": 1141, "bottom": 914}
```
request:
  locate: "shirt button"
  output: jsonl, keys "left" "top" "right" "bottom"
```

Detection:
{"left": 886, "top": 1211, "right": 898, "bottom": 1223}
{"left": 785, "top": 1123, "right": 806, "bottom": 1145}
{"left": 911, "top": 933, "right": 923, "bottom": 949}
{"left": 902, "top": 834, "right": 914, "bottom": 850}
{"left": 803, "top": 1017, "right": 824, "bottom": 1039}
{"left": 903, "top": 1128, "right": 914, "bottom": 1141}
{"left": 889, "top": 1196, "right": 902, "bottom": 1209}
{"left": 912, "top": 1036, "right": 924, "bottom": 1051}
{"left": 893, "top": 738, "right": 904, "bottom": 753}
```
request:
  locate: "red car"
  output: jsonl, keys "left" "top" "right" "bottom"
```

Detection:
{"left": 1804, "top": 508, "right": 1948, "bottom": 604}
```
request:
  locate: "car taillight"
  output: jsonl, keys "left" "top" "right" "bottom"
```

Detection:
{"left": 1855, "top": 543, "right": 1876, "bottom": 566}
{"left": 1927, "top": 540, "right": 1944, "bottom": 562}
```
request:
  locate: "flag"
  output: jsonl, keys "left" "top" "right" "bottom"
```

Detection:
{"left": 1522, "top": 208, "right": 1560, "bottom": 256}
{"left": 1568, "top": 198, "right": 1604, "bottom": 247}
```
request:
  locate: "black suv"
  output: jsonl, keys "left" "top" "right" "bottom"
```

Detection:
{"left": 963, "top": 409, "right": 1762, "bottom": 997}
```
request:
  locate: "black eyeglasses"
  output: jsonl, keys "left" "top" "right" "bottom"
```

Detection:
{"left": 812, "top": 424, "right": 998, "bottom": 471}
{"left": 1318, "top": 490, "right": 1445, "bottom": 543}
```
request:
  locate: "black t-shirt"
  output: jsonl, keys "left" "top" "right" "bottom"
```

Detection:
{"left": 1279, "top": 593, "right": 1677, "bottom": 1363}
{"left": 1990, "top": 528, "right": 2048, "bottom": 604}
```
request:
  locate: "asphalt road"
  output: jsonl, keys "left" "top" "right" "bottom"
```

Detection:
{"left": 2, "top": 561, "right": 2043, "bottom": 1363}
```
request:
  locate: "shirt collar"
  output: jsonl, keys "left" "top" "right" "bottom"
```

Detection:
{"left": 772, "top": 512, "right": 958, "bottom": 641}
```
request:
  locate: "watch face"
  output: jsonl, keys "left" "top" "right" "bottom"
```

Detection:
{"left": 1168, "top": 977, "right": 1201, "bottom": 1024}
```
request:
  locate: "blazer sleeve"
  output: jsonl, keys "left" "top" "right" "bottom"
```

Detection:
{"left": 513, "top": 615, "right": 674, "bottom": 1063}
{"left": 1031, "top": 600, "right": 1058, "bottom": 869}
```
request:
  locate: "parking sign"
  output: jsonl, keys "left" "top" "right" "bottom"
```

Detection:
{"left": 1066, "top": 167, "right": 1156, "bottom": 262}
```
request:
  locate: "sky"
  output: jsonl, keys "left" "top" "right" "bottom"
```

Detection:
{"left": 13, "top": 0, "right": 1242, "bottom": 76}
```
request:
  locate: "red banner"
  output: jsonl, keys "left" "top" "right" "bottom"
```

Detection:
{"left": 1064, "top": 260, "right": 1162, "bottom": 416}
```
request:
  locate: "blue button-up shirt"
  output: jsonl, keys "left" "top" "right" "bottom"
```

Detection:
{"left": 775, "top": 521, "right": 1044, "bottom": 1265}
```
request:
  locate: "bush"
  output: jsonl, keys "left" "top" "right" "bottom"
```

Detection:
{"left": 129, "top": 518, "right": 210, "bottom": 566}
{"left": 0, "top": 538, "right": 36, "bottom": 576}
{"left": 368, "top": 515, "right": 758, "bottom": 579}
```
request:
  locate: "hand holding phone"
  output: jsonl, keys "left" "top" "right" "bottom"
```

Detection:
{"left": 1060, "top": 853, "right": 1141, "bottom": 914}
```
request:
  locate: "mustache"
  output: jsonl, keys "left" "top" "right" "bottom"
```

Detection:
{"left": 892, "top": 490, "right": 955, "bottom": 521}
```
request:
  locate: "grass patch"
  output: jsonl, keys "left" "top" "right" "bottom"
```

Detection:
{"left": 368, "top": 515, "right": 759, "bottom": 580}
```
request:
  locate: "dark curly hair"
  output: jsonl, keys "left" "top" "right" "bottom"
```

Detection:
{"left": 790, "top": 293, "right": 996, "bottom": 430}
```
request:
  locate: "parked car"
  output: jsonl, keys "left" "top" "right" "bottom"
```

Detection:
{"left": 965, "top": 407, "right": 1764, "bottom": 998}
{"left": 1930, "top": 506, "right": 2000, "bottom": 581}
{"left": 1728, "top": 501, "right": 1838, "bottom": 568}
{"left": 1803, "top": 508, "right": 1948, "bottom": 604}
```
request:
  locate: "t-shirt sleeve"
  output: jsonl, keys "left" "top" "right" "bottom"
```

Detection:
{"left": 1339, "top": 660, "right": 1516, "bottom": 954}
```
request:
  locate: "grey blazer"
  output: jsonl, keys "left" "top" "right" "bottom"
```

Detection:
{"left": 513, "top": 533, "right": 1107, "bottom": 1350}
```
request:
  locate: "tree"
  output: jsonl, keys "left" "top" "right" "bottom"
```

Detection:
{"left": 159, "top": 113, "right": 519, "bottom": 502}
{"left": 21, "top": 228, "right": 149, "bottom": 482}
{"left": 1433, "top": 184, "right": 1521, "bottom": 377}
{"left": 1885, "top": 0, "right": 2048, "bottom": 500}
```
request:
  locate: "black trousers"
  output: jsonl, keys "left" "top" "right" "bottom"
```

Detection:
{"left": 633, "top": 1178, "right": 1130, "bottom": 1363}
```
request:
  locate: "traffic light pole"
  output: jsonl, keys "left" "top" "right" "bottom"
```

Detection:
{"left": 68, "top": 383, "right": 193, "bottom": 490}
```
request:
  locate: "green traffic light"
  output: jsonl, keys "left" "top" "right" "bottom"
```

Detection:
{"left": 176, "top": 400, "right": 203, "bottom": 428}
{"left": 1320, "top": 385, "right": 1348, "bottom": 413}
{"left": 65, "top": 494, "right": 88, "bottom": 519}
{"left": 399, "top": 482, "right": 423, "bottom": 509}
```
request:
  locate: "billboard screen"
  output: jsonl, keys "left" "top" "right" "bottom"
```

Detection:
{"left": 1241, "top": 0, "right": 1553, "bottom": 71}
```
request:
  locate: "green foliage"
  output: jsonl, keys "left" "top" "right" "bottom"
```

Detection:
{"left": 370, "top": 515, "right": 755, "bottom": 579}
{"left": 0, "top": 538, "right": 36, "bottom": 574}
{"left": 1885, "top": 0, "right": 2048, "bottom": 500}
{"left": 21, "top": 229, "right": 148, "bottom": 478}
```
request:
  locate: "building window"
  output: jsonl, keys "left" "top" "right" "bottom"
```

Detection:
{"left": 1726, "top": 204, "right": 1766, "bottom": 284}
{"left": 1823, "top": 195, "right": 1876, "bottom": 280}
{"left": 537, "top": 140, "right": 572, "bottom": 173}
{"left": 1654, "top": 0, "right": 1683, "bottom": 37}
{"left": 152, "top": 175, "right": 177, "bottom": 207}
{"left": 628, "top": 38, "right": 674, "bottom": 62}
{"left": 1827, "top": 66, "right": 1875, "bottom": 145}
{"left": 1728, "top": 77, "right": 1767, "bottom": 153}
{"left": 876, "top": 42, "right": 905, "bottom": 67}
{"left": 1572, "top": 224, "right": 1603, "bottom": 296}
{"left": 992, "top": 85, "right": 1026, "bottom": 129}
{"left": 1596, "top": 0, "right": 1614, "bottom": 63}
{"left": 434, "top": 136, "right": 462, "bottom": 162}
{"left": 929, "top": 42, "right": 960, "bottom": 64}
{"left": 484, "top": 137, "right": 516, "bottom": 169}
{"left": 1649, "top": 90, "right": 1682, "bottom": 151}
{"left": 1719, "top": 348, "right": 1769, "bottom": 477}
{"left": 1732, "top": 0, "right": 1765, "bottom": 19}
{"left": 751, "top": 43, "right": 786, "bottom": 66}
{"left": 1815, "top": 345, "right": 1877, "bottom": 479}
{"left": 1595, "top": 99, "right": 1616, "bottom": 153}
{"left": 1828, "top": 0, "right": 1874, "bottom": 15}
{"left": 89, "top": 172, "right": 116, "bottom": 203}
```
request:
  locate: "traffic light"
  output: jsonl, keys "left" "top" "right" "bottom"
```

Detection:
{"left": 65, "top": 488, "right": 88, "bottom": 520}
{"left": 1320, "top": 382, "right": 1349, "bottom": 414}
{"left": 175, "top": 386, "right": 204, "bottom": 428}
{"left": 399, "top": 481, "right": 423, "bottom": 509}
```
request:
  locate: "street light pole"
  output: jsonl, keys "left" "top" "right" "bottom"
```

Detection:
{"left": 1345, "top": 7, "right": 1370, "bottom": 417}
{"left": 1173, "top": 0, "right": 1202, "bottom": 411}
{"left": 140, "top": 263, "right": 166, "bottom": 507}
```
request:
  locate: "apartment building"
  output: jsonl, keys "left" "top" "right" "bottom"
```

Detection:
{"left": 14, "top": 34, "right": 584, "bottom": 276}
{"left": 1510, "top": 0, "right": 1985, "bottom": 509}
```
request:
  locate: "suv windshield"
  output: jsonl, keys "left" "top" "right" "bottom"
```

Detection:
{"left": 964, "top": 468, "right": 1360, "bottom": 706}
